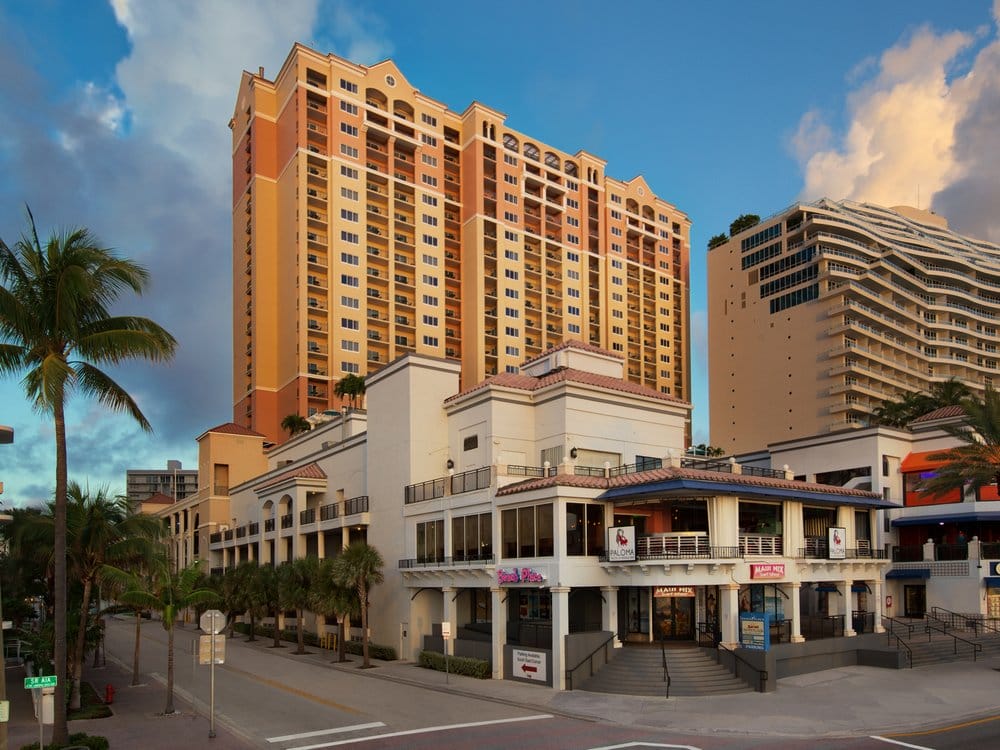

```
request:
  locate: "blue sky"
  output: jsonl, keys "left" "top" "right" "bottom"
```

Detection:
{"left": 1, "top": 1, "right": 998, "bottom": 507}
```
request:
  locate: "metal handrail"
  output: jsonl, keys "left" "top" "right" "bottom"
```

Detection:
{"left": 882, "top": 615, "right": 915, "bottom": 641}
{"left": 565, "top": 632, "right": 618, "bottom": 690}
{"left": 925, "top": 622, "right": 982, "bottom": 661}
{"left": 716, "top": 641, "right": 768, "bottom": 692}
{"left": 660, "top": 637, "right": 671, "bottom": 699}
{"left": 887, "top": 631, "right": 913, "bottom": 668}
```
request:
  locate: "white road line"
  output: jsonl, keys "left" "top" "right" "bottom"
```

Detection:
{"left": 267, "top": 723, "right": 386, "bottom": 742}
{"left": 870, "top": 737, "right": 936, "bottom": 750}
{"left": 286, "top": 714, "right": 554, "bottom": 750}
{"left": 588, "top": 743, "right": 703, "bottom": 750}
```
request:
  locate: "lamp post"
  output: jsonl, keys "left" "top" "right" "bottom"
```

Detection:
{"left": 1, "top": 423, "right": 14, "bottom": 750}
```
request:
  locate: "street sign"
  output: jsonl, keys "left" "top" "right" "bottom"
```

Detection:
{"left": 200, "top": 609, "right": 226, "bottom": 635}
{"left": 512, "top": 649, "right": 546, "bottom": 682}
{"left": 2, "top": 619, "right": 12, "bottom": 629}
{"left": 0, "top": 699, "right": 9, "bottom": 722}
{"left": 440, "top": 622, "right": 452, "bottom": 640}
{"left": 199, "top": 634, "right": 226, "bottom": 665}
{"left": 24, "top": 675, "right": 57, "bottom": 689}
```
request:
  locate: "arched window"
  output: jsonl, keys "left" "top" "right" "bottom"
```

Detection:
{"left": 523, "top": 142, "right": 540, "bottom": 161}
{"left": 503, "top": 133, "right": 519, "bottom": 152}
{"left": 544, "top": 152, "right": 560, "bottom": 169}
{"left": 564, "top": 160, "right": 578, "bottom": 177}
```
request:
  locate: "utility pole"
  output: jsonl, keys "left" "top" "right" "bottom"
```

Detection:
{"left": 0, "top": 423, "right": 15, "bottom": 750}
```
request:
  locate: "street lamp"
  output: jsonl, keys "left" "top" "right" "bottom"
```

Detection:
{"left": 0, "top": 423, "right": 14, "bottom": 750}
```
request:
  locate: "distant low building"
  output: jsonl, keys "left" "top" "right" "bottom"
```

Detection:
{"left": 126, "top": 460, "right": 198, "bottom": 509}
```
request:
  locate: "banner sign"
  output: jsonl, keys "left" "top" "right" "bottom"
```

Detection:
{"left": 497, "top": 567, "right": 547, "bottom": 586}
{"left": 750, "top": 563, "right": 785, "bottom": 579}
{"left": 653, "top": 586, "right": 695, "bottom": 598}
{"left": 828, "top": 527, "right": 846, "bottom": 560}
{"left": 607, "top": 526, "right": 637, "bottom": 562}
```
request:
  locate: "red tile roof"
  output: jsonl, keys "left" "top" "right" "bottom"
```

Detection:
{"left": 200, "top": 422, "right": 266, "bottom": 438}
{"left": 446, "top": 367, "right": 689, "bottom": 406}
{"left": 911, "top": 405, "right": 967, "bottom": 423}
{"left": 255, "top": 462, "right": 327, "bottom": 491}
{"left": 496, "top": 465, "right": 879, "bottom": 499}
{"left": 141, "top": 492, "right": 175, "bottom": 505}
{"left": 520, "top": 339, "right": 621, "bottom": 367}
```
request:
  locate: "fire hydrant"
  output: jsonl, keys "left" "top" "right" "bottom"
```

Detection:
{"left": 104, "top": 684, "right": 115, "bottom": 705}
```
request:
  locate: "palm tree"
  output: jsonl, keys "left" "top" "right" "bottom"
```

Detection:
{"left": 332, "top": 543, "right": 384, "bottom": 668}
{"left": 311, "top": 557, "right": 360, "bottom": 663}
{"left": 256, "top": 564, "right": 285, "bottom": 648}
{"left": 334, "top": 373, "right": 366, "bottom": 409}
{"left": 928, "top": 378, "right": 972, "bottom": 407}
{"left": 106, "top": 561, "right": 218, "bottom": 714}
{"left": 0, "top": 209, "right": 176, "bottom": 742}
{"left": 921, "top": 388, "right": 1000, "bottom": 499}
{"left": 280, "top": 413, "right": 311, "bottom": 437}
{"left": 278, "top": 557, "right": 319, "bottom": 654}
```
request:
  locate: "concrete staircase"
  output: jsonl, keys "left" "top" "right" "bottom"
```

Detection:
{"left": 578, "top": 645, "right": 753, "bottom": 697}
{"left": 888, "top": 618, "right": 1000, "bottom": 666}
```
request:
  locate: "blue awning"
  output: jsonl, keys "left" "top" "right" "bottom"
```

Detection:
{"left": 891, "top": 511, "right": 1000, "bottom": 527}
{"left": 815, "top": 584, "right": 841, "bottom": 593}
{"left": 985, "top": 576, "right": 1000, "bottom": 588}
{"left": 887, "top": 568, "right": 930, "bottom": 579}
{"left": 851, "top": 583, "right": 872, "bottom": 593}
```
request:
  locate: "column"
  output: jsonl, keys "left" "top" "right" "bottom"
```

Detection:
{"left": 720, "top": 583, "right": 740, "bottom": 648}
{"left": 247, "top": 543, "right": 255, "bottom": 563}
{"left": 789, "top": 582, "right": 804, "bottom": 643}
{"left": 342, "top": 525, "right": 351, "bottom": 550}
{"left": 872, "top": 579, "right": 885, "bottom": 633}
{"left": 550, "top": 587, "right": 571, "bottom": 690}
{"left": 601, "top": 586, "right": 620, "bottom": 646}
{"left": 442, "top": 586, "right": 457, "bottom": 657}
{"left": 491, "top": 587, "right": 506, "bottom": 679}
{"left": 317, "top": 527, "right": 325, "bottom": 559}
{"left": 842, "top": 580, "right": 856, "bottom": 637}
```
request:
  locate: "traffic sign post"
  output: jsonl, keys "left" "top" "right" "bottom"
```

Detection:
{"left": 23, "top": 675, "right": 58, "bottom": 689}
{"left": 440, "top": 622, "right": 452, "bottom": 685}
{"left": 24, "top": 675, "right": 56, "bottom": 750}
{"left": 200, "top": 609, "right": 226, "bottom": 740}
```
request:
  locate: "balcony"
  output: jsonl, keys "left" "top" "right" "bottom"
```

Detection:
{"left": 320, "top": 503, "right": 339, "bottom": 521}
{"left": 264, "top": 518, "right": 276, "bottom": 533}
{"left": 280, "top": 513, "right": 293, "bottom": 529}
{"left": 300, "top": 508, "right": 316, "bottom": 525}
{"left": 344, "top": 495, "right": 369, "bottom": 515}
{"left": 740, "top": 534, "right": 782, "bottom": 556}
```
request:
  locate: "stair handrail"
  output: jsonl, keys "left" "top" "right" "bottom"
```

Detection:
{"left": 924, "top": 622, "right": 982, "bottom": 661}
{"left": 565, "top": 631, "right": 618, "bottom": 690}
{"left": 881, "top": 615, "right": 914, "bottom": 642}
{"left": 887, "top": 630, "right": 913, "bottom": 668}
{"left": 660, "top": 636, "right": 671, "bottom": 699}
{"left": 715, "top": 641, "right": 767, "bottom": 692}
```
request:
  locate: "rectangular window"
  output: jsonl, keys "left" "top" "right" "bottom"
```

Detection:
{"left": 340, "top": 144, "right": 358, "bottom": 158}
{"left": 340, "top": 122, "right": 358, "bottom": 137}
{"left": 566, "top": 251, "right": 579, "bottom": 262}
{"left": 421, "top": 112, "right": 438, "bottom": 127}
{"left": 503, "top": 211, "right": 519, "bottom": 223}
{"left": 566, "top": 216, "right": 580, "bottom": 227}
{"left": 340, "top": 252, "right": 359, "bottom": 265}
{"left": 422, "top": 214, "right": 438, "bottom": 226}
{"left": 341, "top": 274, "right": 359, "bottom": 287}
{"left": 421, "top": 154, "right": 438, "bottom": 167}
{"left": 340, "top": 209, "right": 359, "bottom": 222}
{"left": 341, "top": 340, "right": 359, "bottom": 352}
{"left": 504, "top": 269, "right": 519, "bottom": 280}
{"left": 340, "top": 100, "right": 358, "bottom": 115}
{"left": 340, "top": 231, "right": 359, "bottom": 243}
{"left": 567, "top": 305, "right": 580, "bottom": 316}
{"left": 611, "top": 227, "right": 622, "bottom": 236}
{"left": 423, "top": 294, "right": 438, "bottom": 305}
{"left": 505, "top": 326, "right": 519, "bottom": 337}
{"left": 340, "top": 78, "right": 358, "bottom": 93}
{"left": 422, "top": 194, "right": 439, "bottom": 206}
{"left": 422, "top": 274, "right": 439, "bottom": 286}
{"left": 422, "top": 234, "right": 439, "bottom": 246}
{"left": 566, "top": 269, "right": 579, "bottom": 280}
{"left": 341, "top": 318, "right": 359, "bottom": 330}
{"left": 340, "top": 165, "right": 358, "bottom": 179}
{"left": 504, "top": 307, "right": 519, "bottom": 318}
{"left": 503, "top": 174, "right": 518, "bottom": 185}
{"left": 341, "top": 361, "right": 360, "bottom": 373}
{"left": 504, "top": 288, "right": 519, "bottom": 299}
{"left": 504, "top": 230, "right": 519, "bottom": 241}
{"left": 421, "top": 253, "right": 439, "bottom": 266}
{"left": 421, "top": 133, "right": 437, "bottom": 147}
{"left": 421, "top": 174, "right": 438, "bottom": 187}
{"left": 341, "top": 295, "right": 359, "bottom": 308}
{"left": 505, "top": 345, "right": 520, "bottom": 356}
{"left": 503, "top": 153, "right": 518, "bottom": 166}
{"left": 422, "top": 335, "right": 438, "bottom": 346}
{"left": 566, "top": 198, "right": 579, "bottom": 209}
{"left": 567, "top": 288, "right": 580, "bottom": 298}
{"left": 504, "top": 249, "right": 519, "bottom": 261}
{"left": 567, "top": 323, "right": 580, "bottom": 333}
{"left": 504, "top": 192, "right": 519, "bottom": 204}
{"left": 611, "top": 194, "right": 622, "bottom": 204}
{"left": 422, "top": 314, "right": 438, "bottom": 326}
{"left": 341, "top": 187, "right": 359, "bottom": 201}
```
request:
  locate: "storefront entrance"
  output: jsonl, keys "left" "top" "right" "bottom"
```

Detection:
{"left": 654, "top": 592, "right": 694, "bottom": 640}
{"left": 904, "top": 585, "right": 926, "bottom": 618}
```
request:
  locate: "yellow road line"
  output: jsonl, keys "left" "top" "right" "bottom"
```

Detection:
{"left": 884, "top": 713, "right": 1000, "bottom": 737}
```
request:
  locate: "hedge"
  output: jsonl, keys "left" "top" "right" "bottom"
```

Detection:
{"left": 20, "top": 732, "right": 109, "bottom": 750}
{"left": 232, "top": 621, "right": 397, "bottom": 660}
{"left": 418, "top": 650, "right": 490, "bottom": 679}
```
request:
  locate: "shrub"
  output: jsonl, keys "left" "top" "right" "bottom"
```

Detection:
{"left": 20, "top": 732, "right": 109, "bottom": 750}
{"left": 345, "top": 640, "right": 397, "bottom": 661}
{"left": 233, "top": 622, "right": 396, "bottom": 659}
{"left": 418, "top": 650, "right": 490, "bottom": 679}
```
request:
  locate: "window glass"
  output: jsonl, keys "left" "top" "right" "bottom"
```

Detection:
{"left": 566, "top": 503, "right": 584, "bottom": 555}
{"left": 502, "top": 508, "right": 517, "bottom": 558}
{"left": 518, "top": 506, "right": 535, "bottom": 557}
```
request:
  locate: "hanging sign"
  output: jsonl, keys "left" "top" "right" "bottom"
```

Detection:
{"left": 606, "top": 526, "right": 637, "bottom": 562}
{"left": 828, "top": 527, "right": 847, "bottom": 560}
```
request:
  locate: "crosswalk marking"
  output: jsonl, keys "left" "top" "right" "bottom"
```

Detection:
{"left": 870, "top": 737, "right": 936, "bottom": 750}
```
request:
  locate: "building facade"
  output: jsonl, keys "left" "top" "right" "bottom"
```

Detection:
{"left": 738, "top": 405, "right": 1000, "bottom": 621}
{"left": 179, "top": 342, "right": 889, "bottom": 689}
{"left": 125, "top": 460, "right": 198, "bottom": 508}
{"left": 232, "top": 43, "right": 691, "bottom": 444}
{"left": 708, "top": 199, "right": 1000, "bottom": 454}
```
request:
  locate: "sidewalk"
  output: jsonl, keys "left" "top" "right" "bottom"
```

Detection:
{"left": 4, "top": 654, "right": 247, "bottom": 749}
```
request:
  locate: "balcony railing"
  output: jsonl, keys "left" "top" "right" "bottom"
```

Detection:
{"left": 892, "top": 545, "right": 923, "bottom": 562}
{"left": 320, "top": 503, "right": 339, "bottom": 521}
{"left": 798, "top": 544, "right": 886, "bottom": 560}
{"left": 223, "top": 529, "right": 234, "bottom": 541}
{"left": 248, "top": 522, "right": 259, "bottom": 535}
{"left": 399, "top": 555, "right": 495, "bottom": 569}
{"left": 740, "top": 534, "right": 783, "bottom": 556}
{"left": 344, "top": 495, "right": 369, "bottom": 515}
{"left": 264, "top": 518, "right": 276, "bottom": 532}
{"left": 507, "top": 464, "right": 557, "bottom": 478}
{"left": 300, "top": 508, "right": 316, "bottom": 525}
{"left": 638, "top": 532, "right": 710, "bottom": 558}
{"left": 213, "top": 484, "right": 229, "bottom": 496}
{"left": 935, "top": 543, "right": 969, "bottom": 561}
{"left": 608, "top": 458, "right": 662, "bottom": 477}
{"left": 280, "top": 513, "right": 293, "bottom": 529}
{"left": 210, "top": 532, "right": 222, "bottom": 544}
{"left": 404, "top": 467, "right": 493, "bottom": 504}
{"left": 235, "top": 526, "right": 246, "bottom": 539}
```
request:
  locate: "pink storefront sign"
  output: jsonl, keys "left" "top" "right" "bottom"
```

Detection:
{"left": 750, "top": 563, "right": 785, "bottom": 579}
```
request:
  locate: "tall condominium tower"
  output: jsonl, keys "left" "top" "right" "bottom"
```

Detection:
{"left": 708, "top": 198, "right": 1000, "bottom": 454}
{"left": 232, "top": 44, "right": 691, "bottom": 444}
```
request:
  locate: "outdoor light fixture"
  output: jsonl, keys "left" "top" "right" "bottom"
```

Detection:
{"left": 446, "top": 458, "right": 454, "bottom": 470}
{"left": 570, "top": 447, "right": 578, "bottom": 459}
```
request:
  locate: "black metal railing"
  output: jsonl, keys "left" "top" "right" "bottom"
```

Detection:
{"left": 223, "top": 529, "right": 234, "bottom": 541}
{"left": 565, "top": 632, "right": 618, "bottom": 691}
{"left": 450, "top": 466, "right": 493, "bottom": 494}
{"left": 404, "top": 477, "right": 447, "bottom": 504}
{"left": 800, "top": 615, "right": 844, "bottom": 640}
{"left": 300, "top": 508, "right": 316, "bottom": 525}
{"left": 881, "top": 617, "right": 914, "bottom": 668}
{"left": 210, "top": 532, "right": 222, "bottom": 544}
{"left": 892, "top": 545, "right": 924, "bottom": 562}
{"left": 982, "top": 541, "right": 1000, "bottom": 559}
{"left": 608, "top": 458, "right": 662, "bottom": 477}
{"left": 598, "top": 545, "right": 740, "bottom": 562}
{"left": 210, "top": 567, "right": 224, "bottom": 578}
{"left": 404, "top": 467, "right": 493, "bottom": 504}
{"left": 320, "top": 503, "right": 339, "bottom": 521}
{"left": 741, "top": 465, "right": 788, "bottom": 479}
{"left": 248, "top": 522, "right": 259, "bottom": 535}
{"left": 797, "top": 546, "right": 887, "bottom": 560}
{"left": 925, "top": 622, "right": 981, "bottom": 661}
{"left": 852, "top": 611, "right": 875, "bottom": 633}
{"left": 344, "top": 495, "right": 369, "bottom": 515}
{"left": 280, "top": 513, "right": 293, "bottom": 529}
{"left": 695, "top": 622, "right": 720, "bottom": 647}
{"left": 264, "top": 518, "right": 276, "bottom": 532}
{"left": 935, "top": 543, "right": 969, "bottom": 561}
{"left": 235, "top": 525, "right": 246, "bottom": 538}
{"left": 660, "top": 637, "right": 671, "bottom": 698}
{"left": 507, "top": 464, "right": 557, "bottom": 478}
{"left": 716, "top": 642, "right": 767, "bottom": 692}
{"left": 680, "top": 458, "right": 732, "bottom": 472}
{"left": 574, "top": 465, "right": 606, "bottom": 477}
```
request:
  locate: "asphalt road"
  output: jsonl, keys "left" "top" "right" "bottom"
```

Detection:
{"left": 101, "top": 619, "right": 1000, "bottom": 750}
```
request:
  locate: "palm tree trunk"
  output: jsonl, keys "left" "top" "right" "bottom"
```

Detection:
{"left": 70, "top": 577, "right": 94, "bottom": 709}
{"left": 248, "top": 612, "right": 256, "bottom": 641}
{"left": 165, "top": 625, "right": 175, "bottom": 714}
{"left": 338, "top": 617, "right": 347, "bottom": 662}
{"left": 360, "top": 585, "right": 370, "bottom": 668}
{"left": 132, "top": 610, "right": 142, "bottom": 686}
{"left": 296, "top": 609, "right": 305, "bottom": 654}
{"left": 272, "top": 610, "right": 282, "bottom": 648}
{"left": 52, "top": 397, "right": 69, "bottom": 743}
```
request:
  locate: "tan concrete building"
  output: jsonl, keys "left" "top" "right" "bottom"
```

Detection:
{"left": 232, "top": 43, "right": 691, "bottom": 444}
{"left": 708, "top": 198, "right": 1000, "bottom": 454}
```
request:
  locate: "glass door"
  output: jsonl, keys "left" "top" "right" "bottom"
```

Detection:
{"left": 904, "top": 585, "right": 926, "bottom": 618}
{"left": 622, "top": 587, "right": 650, "bottom": 638}
{"left": 655, "top": 596, "right": 695, "bottom": 640}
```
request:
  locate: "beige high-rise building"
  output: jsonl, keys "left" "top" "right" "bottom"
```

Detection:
{"left": 709, "top": 198, "right": 1000, "bottom": 454}
{"left": 232, "top": 43, "right": 691, "bottom": 444}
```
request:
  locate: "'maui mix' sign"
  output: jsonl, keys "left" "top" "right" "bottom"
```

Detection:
{"left": 750, "top": 563, "right": 785, "bottom": 579}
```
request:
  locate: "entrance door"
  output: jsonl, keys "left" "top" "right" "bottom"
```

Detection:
{"left": 904, "top": 585, "right": 926, "bottom": 618}
{"left": 654, "top": 596, "right": 695, "bottom": 640}
{"left": 620, "top": 587, "right": 650, "bottom": 639}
